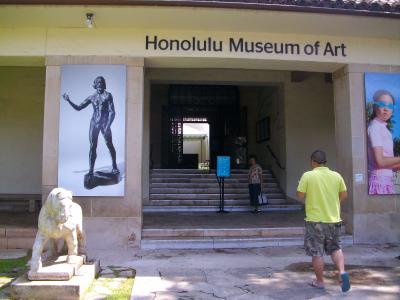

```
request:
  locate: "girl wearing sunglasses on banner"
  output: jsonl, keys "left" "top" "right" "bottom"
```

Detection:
{"left": 367, "top": 90, "right": 400, "bottom": 194}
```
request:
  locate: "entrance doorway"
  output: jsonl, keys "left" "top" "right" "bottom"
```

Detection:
{"left": 158, "top": 84, "right": 247, "bottom": 169}
{"left": 148, "top": 82, "right": 292, "bottom": 212}
{"left": 145, "top": 69, "right": 341, "bottom": 249}
{"left": 183, "top": 122, "right": 210, "bottom": 169}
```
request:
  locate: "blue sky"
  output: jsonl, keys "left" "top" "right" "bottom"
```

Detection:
{"left": 365, "top": 72, "right": 400, "bottom": 139}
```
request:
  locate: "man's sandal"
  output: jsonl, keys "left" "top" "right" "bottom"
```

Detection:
{"left": 308, "top": 279, "right": 325, "bottom": 290}
{"left": 340, "top": 272, "right": 351, "bottom": 292}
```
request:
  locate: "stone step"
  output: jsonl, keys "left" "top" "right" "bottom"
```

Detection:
{"left": 150, "top": 182, "right": 279, "bottom": 188}
{"left": 143, "top": 224, "right": 347, "bottom": 239}
{"left": 0, "top": 201, "right": 30, "bottom": 213}
{"left": 150, "top": 193, "right": 285, "bottom": 200}
{"left": 142, "top": 226, "right": 305, "bottom": 238}
{"left": 148, "top": 198, "right": 288, "bottom": 206}
{"left": 143, "top": 203, "right": 304, "bottom": 213}
{"left": 3, "top": 237, "right": 36, "bottom": 249}
{"left": 11, "top": 260, "right": 100, "bottom": 300}
{"left": 150, "top": 187, "right": 282, "bottom": 194}
{"left": 143, "top": 204, "right": 303, "bottom": 212}
{"left": 140, "top": 235, "right": 354, "bottom": 250}
{"left": 0, "top": 194, "right": 41, "bottom": 213}
{"left": 0, "top": 226, "right": 37, "bottom": 249}
{"left": 4, "top": 227, "right": 37, "bottom": 237}
{"left": 150, "top": 178, "right": 277, "bottom": 184}
{"left": 151, "top": 169, "right": 270, "bottom": 175}
{"left": 151, "top": 173, "right": 273, "bottom": 179}
{"left": 149, "top": 169, "right": 286, "bottom": 210}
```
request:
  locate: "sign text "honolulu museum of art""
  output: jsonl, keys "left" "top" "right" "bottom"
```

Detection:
{"left": 145, "top": 35, "right": 347, "bottom": 57}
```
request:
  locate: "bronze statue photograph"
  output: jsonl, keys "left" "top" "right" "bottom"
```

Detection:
{"left": 62, "top": 76, "right": 121, "bottom": 189}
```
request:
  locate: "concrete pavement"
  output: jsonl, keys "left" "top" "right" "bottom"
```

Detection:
{"left": 1, "top": 245, "right": 398, "bottom": 299}
{"left": 90, "top": 244, "right": 400, "bottom": 300}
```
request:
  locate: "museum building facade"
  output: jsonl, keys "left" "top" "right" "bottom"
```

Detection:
{"left": 0, "top": 0, "right": 399, "bottom": 250}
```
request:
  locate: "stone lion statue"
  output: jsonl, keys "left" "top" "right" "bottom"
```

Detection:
{"left": 29, "top": 188, "right": 86, "bottom": 273}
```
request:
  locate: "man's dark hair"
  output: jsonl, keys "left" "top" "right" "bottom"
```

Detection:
{"left": 248, "top": 155, "right": 257, "bottom": 161}
{"left": 311, "top": 150, "right": 327, "bottom": 164}
{"left": 93, "top": 76, "right": 106, "bottom": 89}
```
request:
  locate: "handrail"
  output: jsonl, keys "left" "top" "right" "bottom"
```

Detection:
{"left": 266, "top": 145, "right": 285, "bottom": 170}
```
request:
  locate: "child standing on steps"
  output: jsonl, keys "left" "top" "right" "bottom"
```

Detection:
{"left": 248, "top": 155, "right": 263, "bottom": 213}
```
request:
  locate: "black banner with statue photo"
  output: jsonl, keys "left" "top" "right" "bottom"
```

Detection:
{"left": 58, "top": 65, "right": 126, "bottom": 196}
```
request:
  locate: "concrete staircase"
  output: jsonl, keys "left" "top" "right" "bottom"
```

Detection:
{"left": 0, "top": 212, "right": 38, "bottom": 249}
{"left": 0, "top": 194, "right": 41, "bottom": 213}
{"left": 141, "top": 213, "right": 353, "bottom": 250}
{"left": 0, "top": 226, "right": 36, "bottom": 249}
{"left": 145, "top": 169, "right": 303, "bottom": 212}
{"left": 141, "top": 231, "right": 354, "bottom": 250}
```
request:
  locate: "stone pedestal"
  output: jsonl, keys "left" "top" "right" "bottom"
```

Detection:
{"left": 11, "top": 260, "right": 100, "bottom": 300}
{"left": 84, "top": 171, "right": 121, "bottom": 189}
{"left": 28, "top": 255, "right": 84, "bottom": 281}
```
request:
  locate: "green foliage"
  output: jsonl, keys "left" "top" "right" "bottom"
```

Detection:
{"left": 387, "top": 118, "right": 396, "bottom": 132}
{"left": 366, "top": 101, "right": 374, "bottom": 122}
{"left": 0, "top": 255, "right": 29, "bottom": 296}
{"left": 105, "top": 278, "right": 134, "bottom": 300}
{"left": 0, "top": 256, "right": 29, "bottom": 274}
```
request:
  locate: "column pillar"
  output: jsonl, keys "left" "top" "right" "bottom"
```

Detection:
{"left": 333, "top": 64, "right": 400, "bottom": 243}
{"left": 42, "top": 56, "right": 145, "bottom": 250}
{"left": 42, "top": 65, "right": 61, "bottom": 203}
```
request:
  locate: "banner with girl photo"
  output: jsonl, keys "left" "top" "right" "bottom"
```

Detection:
{"left": 365, "top": 73, "right": 400, "bottom": 195}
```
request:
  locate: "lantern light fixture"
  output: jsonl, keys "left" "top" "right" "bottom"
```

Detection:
{"left": 86, "top": 13, "right": 94, "bottom": 28}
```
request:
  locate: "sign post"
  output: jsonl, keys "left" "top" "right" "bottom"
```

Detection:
{"left": 216, "top": 156, "right": 230, "bottom": 213}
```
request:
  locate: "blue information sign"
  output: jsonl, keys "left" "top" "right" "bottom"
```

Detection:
{"left": 217, "top": 156, "right": 231, "bottom": 177}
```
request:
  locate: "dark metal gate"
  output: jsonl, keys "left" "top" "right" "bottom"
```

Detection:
{"left": 169, "top": 107, "right": 184, "bottom": 167}
{"left": 162, "top": 84, "right": 243, "bottom": 169}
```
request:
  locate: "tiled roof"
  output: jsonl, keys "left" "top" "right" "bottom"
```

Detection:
{"left": 1, "top": 0, "right": 400, "bottom": 17}
{"left": 244, "top": 0, "right": 400, "bottom": 14}
{"left": 165, "top": 0, "right": 400, "bottom": 16}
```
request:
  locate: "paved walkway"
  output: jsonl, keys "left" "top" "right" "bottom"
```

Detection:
{"left": 92, "top": 244, "right": 400, "bottom": 300}
{"left": 1, "top": 244, "right": 399, "bottom": 299}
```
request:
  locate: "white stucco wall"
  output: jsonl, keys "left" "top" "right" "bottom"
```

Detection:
{"left": 243, "top": 86, "right": 286, "bottom": 190}
{"left": 284, "top": 73, "right": 336, "bottom": 198}
{"left": 0, "top": 67, "right": 45, "bottom": 194}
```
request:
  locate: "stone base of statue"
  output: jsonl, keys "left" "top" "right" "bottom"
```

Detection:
{"left": 84, "top": 170, "right": 120, "bottom": 189}
{"left": 27, "top": 255, "right": 85, "bottom": 281}
{"left": 11, "top": 257, "right": 100, "bottom": 300}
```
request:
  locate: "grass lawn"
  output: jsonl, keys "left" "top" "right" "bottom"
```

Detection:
{"left": 0, "top": 256, "right": 29, "bottom": 274}
{"left": 0, "top": 255, "right": 136, "bottom": 300}
{"left": 85, "top": 265, "right": 136, "bottom": 299}
{"left": 104, "top": 277, "right": 135, "bottom": 300}
{"left": 0, "top": 254, "right": 29, "bottom": 299}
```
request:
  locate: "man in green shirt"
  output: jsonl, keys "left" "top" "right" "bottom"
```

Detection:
{"left": 297, "top": 150, "right": 350, "bottom": 292}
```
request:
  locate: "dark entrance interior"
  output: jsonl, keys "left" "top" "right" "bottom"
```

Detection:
{"left": 160, "top": 84, "right": 247, "bottom": 169}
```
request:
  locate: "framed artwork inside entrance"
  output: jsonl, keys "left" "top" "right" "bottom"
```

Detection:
{"left": 364, "top": 72, "right": 400, "bottom": 195}
{"left": 256, "top": 117, "right": 270, "bottom": 143}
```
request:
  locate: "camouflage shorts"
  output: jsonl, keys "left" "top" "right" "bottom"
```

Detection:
{"left": 304, "top": 221, "right": 342, "bottom": 256}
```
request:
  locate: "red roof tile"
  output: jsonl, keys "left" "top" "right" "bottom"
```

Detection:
{"left": 1, "top": 0, "right": 399, "bottom": 17}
